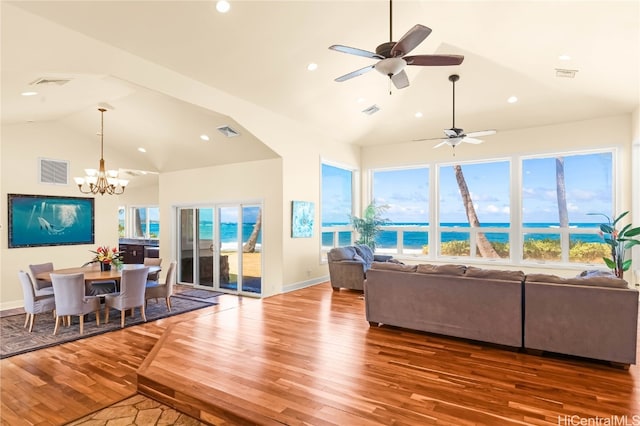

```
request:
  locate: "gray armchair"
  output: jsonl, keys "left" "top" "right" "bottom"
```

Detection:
{"left": 18, "top": 270, "right": 56, "bottom": 332}
{"left": 105, "top": 267, "right": 149, "bottom": 328}
{"left": 327, "top": 245, "right": 394, "bottom": 291}
{"left": 50, "top": 273, "right": 101, "bottom": 335}
{"left": 29, "top": 262, "right": 54, "bottom": 294}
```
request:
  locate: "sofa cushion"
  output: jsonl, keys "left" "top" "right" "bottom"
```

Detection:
{"left": 370, "top": 262, "right": 417, "bottom": 273}
{"left": 354, "top": 244, "right": 375, "bottom": 264}
{"left": 328, "top": 246, "right": 360, "bottom": 262}
{"left": 526, "top": 273, "right": 628, "bottom": 289}
{"left": 416, "top": 263, "right": 467, "bottom": 276}
{"left": 465, "top": 266, "right": 525, "bottom": 282}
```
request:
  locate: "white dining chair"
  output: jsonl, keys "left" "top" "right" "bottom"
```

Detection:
{"left": 50, "top": 273, "right": 101, "bottom": 335}
{"left": 104, "top": 267, "right": 149, "bottom": 328}
{"left": 18, "top": 270, "right": 56, "bottom": 332}
{"left": 145, "top": 261, "right": 176, "bottom": 312}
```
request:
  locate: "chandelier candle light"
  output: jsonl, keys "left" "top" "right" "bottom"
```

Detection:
{"left": 74, "top": 108, "right": 128, "bottom": 195}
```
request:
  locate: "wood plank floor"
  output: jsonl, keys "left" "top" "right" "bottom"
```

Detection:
{"left": 2, "top": 282, "right": 639, "bottom": 425}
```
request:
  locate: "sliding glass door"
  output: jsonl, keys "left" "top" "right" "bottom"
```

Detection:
{"left": 177, "top": 203, "right": 262, "bottom": 295}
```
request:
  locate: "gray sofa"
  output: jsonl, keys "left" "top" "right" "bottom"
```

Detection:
{"left": 524, "top": 273, "right": 638, "bottom": 365}
{"left": 365, "top": 263, "right": 525, "bottom": 347}
{"left": 327, "top": 245, "right": 394, "bottom": 291}
{"left": 364, "top": 263, "right": 638, "bottom": 365}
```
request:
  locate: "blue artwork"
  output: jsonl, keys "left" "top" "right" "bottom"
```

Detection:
{"left": 291, "top": 201, "right": 314, "bottom": 238}
{"left": 8, "top": 194, "right": 95, "bottom": 248}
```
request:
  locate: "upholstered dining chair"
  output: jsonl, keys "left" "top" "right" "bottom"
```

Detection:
{"left": 145, "top": 261, "right": 176, "bottom": 312}
{"left": 50, "top": 273, "right": 101, "bottom": 335}
{"left": 104, "top": 267, "right": 149, "bottom": 328}
{"left": 18, "top": 270, "right": 56, "bottom": 332}
{"left": 143, "top": 257, "right": 162, "bottom": 283}
{"left": 28, "top": 262, "right": 54, "bottom": 295}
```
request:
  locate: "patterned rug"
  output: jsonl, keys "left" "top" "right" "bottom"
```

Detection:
{"left": 0, "top": 296, "right": 217, "bottom": 359}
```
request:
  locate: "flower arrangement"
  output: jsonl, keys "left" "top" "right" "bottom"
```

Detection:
{"left": 87, "top": 245, "right": 123, "bottom": 268}
{"left": 588, "top": 211, "right": 640, "bottom": 278}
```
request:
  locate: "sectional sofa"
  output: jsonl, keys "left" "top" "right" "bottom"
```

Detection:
{"left": 364, "top": 262, "right": 638, "bottom": 366}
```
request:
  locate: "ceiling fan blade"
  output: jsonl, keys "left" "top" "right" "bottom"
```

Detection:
{"left": 391, "top": 69, "right": 409, "bottom": 89}
{"left": 390, "top": 24, "right": 432, "bottom": 57}
{"left": 334, "top": 65, "right": 375, "bottom": 82}
{"left": 461, "top": 137, "right": 483, "bottom": 144}
{"left": 329, "top": 45, "right": 384, "bottom": 59}
{"left": 465, "top": 129, "right": 497, "bottom": 138}
{"left": 444, "top": 128, "right": 462, "bottom": 138}
{"left": 433, "top": 140, "right": 450, "bottom": 148}
{"left": 404, "top": 54, "right": 465, "bottom": 66}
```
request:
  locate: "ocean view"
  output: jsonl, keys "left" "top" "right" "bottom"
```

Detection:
{"left": 322, "top": 222, "right": 603, "bottom": 249}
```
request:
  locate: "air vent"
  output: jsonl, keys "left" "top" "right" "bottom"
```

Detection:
{"left": 39, "top": 158, "right": 68, "bottom": 185}
{"left": 217, "top": 125, "right": 240, "bottom": 138}
{"left": 30, "top": 77, "right": 71, "bottom": 86}
{"left": 555, "top": 68, "right": 578, "bottom": 79}
{"left": 362, "top": 104, "right": 380, "bottom": 115}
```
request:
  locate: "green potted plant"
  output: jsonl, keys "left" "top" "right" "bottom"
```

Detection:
{"left": 350, "top": 201, "right": 389, "bottom": 252}
{"left": 588, "top": 211, "right": 640, "bottom": 278}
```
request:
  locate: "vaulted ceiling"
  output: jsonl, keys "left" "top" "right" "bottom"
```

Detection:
{"left": 2, "top": 1, "right": 639, "bottom": 177}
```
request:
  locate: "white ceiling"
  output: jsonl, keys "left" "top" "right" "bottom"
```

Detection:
{"left": 2, "top": 1, "right": 639, "bottom": 175}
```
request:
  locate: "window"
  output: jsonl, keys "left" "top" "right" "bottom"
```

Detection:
{"left": 321, "top": 163, "right": 354, "bottom": 254}
{"left": 372, "top": 167, "right": 429, "bottom": 255}
{"left": 120, "top": 206, "right": 160, "bottom": 239}
{"left": 438, "top": 160, "right": 511, "bottom": 259}
{"left": 521, "top": 151, "right": 613, "bottom": 264}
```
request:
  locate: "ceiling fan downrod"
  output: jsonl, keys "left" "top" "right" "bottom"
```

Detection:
{"left": 450, "top": 74, "right": 459, "bottom": 129}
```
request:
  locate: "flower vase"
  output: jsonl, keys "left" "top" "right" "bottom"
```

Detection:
{"left": 100, "top": 263, "right": 111, "bottom": 272}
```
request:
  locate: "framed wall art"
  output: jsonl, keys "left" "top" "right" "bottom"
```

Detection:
{"left": 8, "top": 194, "right": 95, "bottom": 248}
{"left": 291, "top": 200, "right": 314, "bottom": 238}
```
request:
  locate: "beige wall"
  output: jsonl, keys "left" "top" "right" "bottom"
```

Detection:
{"left": 1, "top": 122, "right": 124, "bottom": 309}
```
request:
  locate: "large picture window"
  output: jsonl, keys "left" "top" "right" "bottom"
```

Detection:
{"left": 521, "top": 151, "right": 613, "bottom": 264}
{"left": 438, "top": 160, "right": 511, "bottom": 259}
{"left": 372, "top": 167, "right": 429, "bottom": 255}
{"left": 321, "top": 163, "right": 354, "bottom": 254}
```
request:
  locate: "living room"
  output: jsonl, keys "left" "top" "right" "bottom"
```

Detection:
{"left": 1, "top": 1, "right": 639, "bottom": 423}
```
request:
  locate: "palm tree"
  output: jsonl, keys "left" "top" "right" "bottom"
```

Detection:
{"left": 243, "top": 208, "right": 261, "bottom": 253}
{"left": 454, "top": 165, "right": 500, "bottom": 258}
{"left": 556, "top": 157, "right": 569, "bottom": 227}
{"left": 350, "top": 201, "right": 389, "bottom": 252}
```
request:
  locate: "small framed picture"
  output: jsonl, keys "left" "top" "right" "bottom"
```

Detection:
{"left": 291, "top": 201, "right": 314, "bottom": 238}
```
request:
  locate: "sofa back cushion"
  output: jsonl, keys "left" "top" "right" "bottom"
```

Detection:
{"left": 526, "top": 273, "right": 628, "bottom": 289}
{"left": 465, "top": 266, "right": 525, "bottom": 282}
{"left": 328, "top": 246, "right": 360, "bottom": 263}
{"left": 416, "top": 263, "right": 467, "bottom": 276}
{"left": 370, "top": 262, "right": 418, "bottom": 273}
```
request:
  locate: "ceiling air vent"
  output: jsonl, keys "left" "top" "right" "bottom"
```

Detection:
{"left": 555, "top": 68, "right": 578, "bottom": 79}
{"left": 217, "top": 125, "right": 240, "bottom": 138}
{"left": 30, "top": 77, "right": 71, "bottom": 86}
{"left": 362, "top": 104, "right": 380, "bottom": 115}
{"left": 39, "top": 158, "right": 69, "bottom": 185}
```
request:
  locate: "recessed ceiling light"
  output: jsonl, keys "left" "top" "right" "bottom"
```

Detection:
{"left": 415, "top": 112, "right": 423, "bottom": 118}
{"left": 559, "top": 54, "right": 571, "bottom": 61}
{"left": 138, "top": 147, "right": 146, "bottom": 153}
{"left": 307, "top": 63, "right": 318, "bottom": 71}
{"left": 507, "top": 96, "right": 518, "bottom": 104}
{"left": 21, "top": 91, "right": 38, "bottom": 96}
{"left": 216, "top": 0, "right": 230, "bottom": 13}
{"left": 200, "top": 134, "right": 210, "bottom": 141}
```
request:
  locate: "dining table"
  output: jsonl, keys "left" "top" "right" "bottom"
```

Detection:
{"left": 35, "top": 263, "right": 161, "bottom": 284}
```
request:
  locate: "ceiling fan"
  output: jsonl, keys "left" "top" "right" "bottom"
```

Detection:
{"left": 328, "top": 0, "right": 464, "bottom": 90}
{"left": 414, "top": 74, "right": 496, "bottom": 151}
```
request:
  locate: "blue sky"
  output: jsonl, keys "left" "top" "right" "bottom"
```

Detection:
{"left": 323, "top": 152, "right": 613, "bottom": 225}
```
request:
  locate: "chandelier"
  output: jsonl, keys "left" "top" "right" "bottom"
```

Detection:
{"left": 74, "top": 108, "right": 128, "bottom": 195}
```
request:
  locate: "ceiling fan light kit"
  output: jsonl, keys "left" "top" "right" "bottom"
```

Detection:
{"left": 329, "top": 0, "right": 463, "bottom": 90}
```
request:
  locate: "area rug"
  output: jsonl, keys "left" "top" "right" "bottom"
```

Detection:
{"left": 0, "top": 296, "right": 217, "bottom": 359}
{"left": 173, "top": 289, "right": 224, "bottom": 301}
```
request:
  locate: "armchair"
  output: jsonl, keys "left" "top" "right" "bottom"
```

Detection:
{"left": 327, "top": 244, "right": 394, "bottom": 291}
